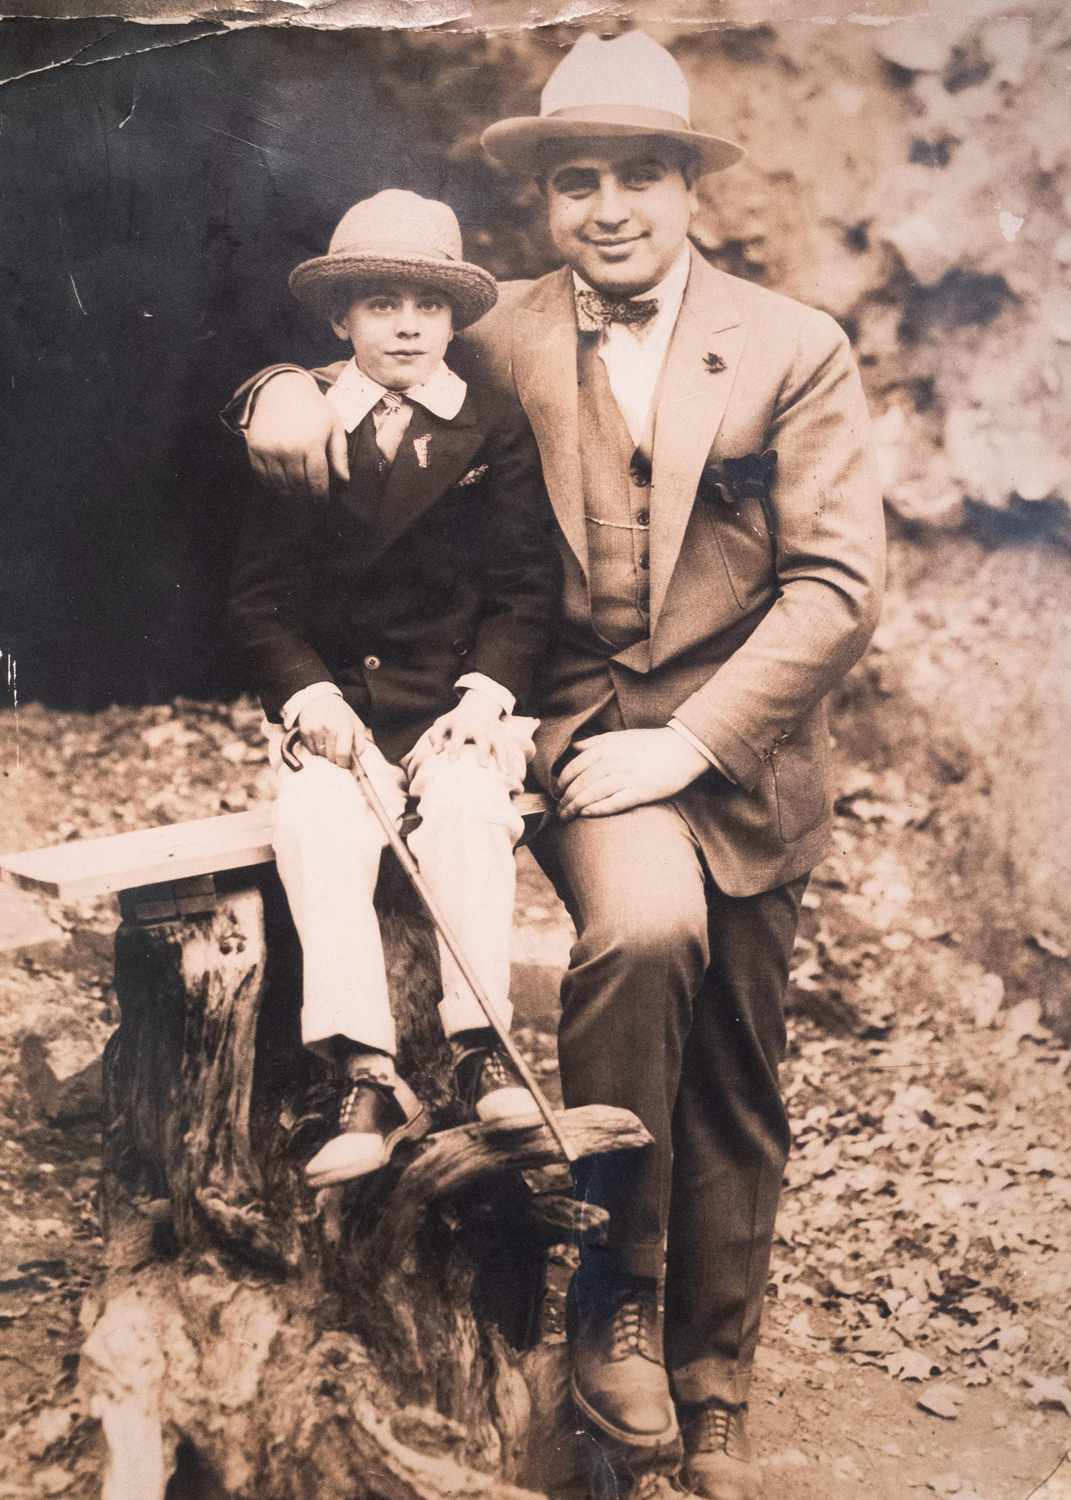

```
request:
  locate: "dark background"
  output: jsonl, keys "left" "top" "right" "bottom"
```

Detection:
{"left": 0, "top": 21, "right": 557, "bottom": 706}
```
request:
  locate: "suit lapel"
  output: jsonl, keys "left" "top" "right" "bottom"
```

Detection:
{"left": 649, "top": 250, "right": 748, "bottom": 634}
{"left": 356, "top": 403, "right": 483, "bottom": 570}
{"left": 512, "top": 269, "right": 588, "bottom": 578}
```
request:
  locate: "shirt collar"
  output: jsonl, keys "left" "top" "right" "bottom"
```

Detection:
{"left": 325, "top": 358, "right": 467, "bottom": 433}
{"left": 571, "top": 243, "right": 691, "bottom": 324}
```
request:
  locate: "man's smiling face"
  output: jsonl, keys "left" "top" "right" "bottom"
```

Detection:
{"left": 543, "top": 139, "right": 698, "bottom": 297}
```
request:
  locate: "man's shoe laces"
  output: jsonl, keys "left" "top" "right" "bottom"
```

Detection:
{"left": 684, "top": 1401, "right": 749, "bottom": 1460}
{"left": 608, "top": 1290, "right": 659, "bottom": 1361}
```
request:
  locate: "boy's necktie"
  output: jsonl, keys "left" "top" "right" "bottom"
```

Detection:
{"left": 373, "top": 390, "right": 413, "bottom": 464}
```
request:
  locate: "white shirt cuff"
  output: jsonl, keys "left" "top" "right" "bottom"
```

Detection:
{"left": 668, "top": 719, "right": 736, "bottom": 784}
{"left": 455, "top": 673, "right": 515, "bottom": 718}
{"left": 281, "top": 681, "right": 342, "bottom": 730}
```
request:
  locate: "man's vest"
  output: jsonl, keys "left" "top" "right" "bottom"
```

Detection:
{"left": 576, "top": 337, "right": 653, "bottom": 653}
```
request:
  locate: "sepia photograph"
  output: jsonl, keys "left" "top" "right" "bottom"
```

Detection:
{"left": 0, "top": 3, "right": 1069, "bottom": 1497}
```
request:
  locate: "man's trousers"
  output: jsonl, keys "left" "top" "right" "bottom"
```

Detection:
{"left": 533, "top": 799, "right": 806, "bottom": 1408}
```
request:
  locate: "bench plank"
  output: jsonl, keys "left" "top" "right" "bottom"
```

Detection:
{"left": 0, "top": 793, "right": 552, "bottom": 902}
{"left": 0, "top": 807, "right": 276, "bottom": 901}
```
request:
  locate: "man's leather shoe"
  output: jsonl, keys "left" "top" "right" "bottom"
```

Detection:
{"left": 567, "top": 1273, "right": 679, "bottom": 1452}
{"left": 680, "top": 1400, "right": 759, "bottom": 1500}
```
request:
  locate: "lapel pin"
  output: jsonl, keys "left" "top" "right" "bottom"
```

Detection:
{"left": 704, "top": 352, "right": 727, "bottom": 374}
{"left": 413, "top": 434, "right": 431, "bottom": 469}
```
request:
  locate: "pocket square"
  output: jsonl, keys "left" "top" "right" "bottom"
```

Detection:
{"left": 701, "top": 449, "right": 778, "bottom": 507}
{"left": 457, "top": 463, "right": 489, "bottom": 488}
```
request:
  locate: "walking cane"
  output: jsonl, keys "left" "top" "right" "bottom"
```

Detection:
{"left": 281, "top": 728, "right": 576, "bottom": 1165}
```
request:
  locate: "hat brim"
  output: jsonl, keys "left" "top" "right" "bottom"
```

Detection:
{"left": 481, "top": 117, "right": 744, "bottom": 178}
{"left": 288, "top": 252, "right": 498, "bottom": 330}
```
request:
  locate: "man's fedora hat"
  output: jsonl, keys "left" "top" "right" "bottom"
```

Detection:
{"left": 289, "top": 189, "right": 498, "bottom": 330}
{"left": 481, "top": 31, "right": 743, "bottom": 178}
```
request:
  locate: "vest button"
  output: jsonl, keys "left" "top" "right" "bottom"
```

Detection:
{"left": 639, "top": 553, "right": 650, "bottom": 570}
{"left": 635, "top": 509, "right": 650, "bottom": 527}
{"left": 363, "top": 654, "right": 381, "bottom": 671}
{"left": 453, "top": 639, "right": 471, "bottom": 657}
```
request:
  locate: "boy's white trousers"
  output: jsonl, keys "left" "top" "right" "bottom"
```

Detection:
{"left": 270, "top": 731, "right": 533, "bottom": 1058}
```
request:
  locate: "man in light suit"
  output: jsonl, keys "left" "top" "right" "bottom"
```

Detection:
{"left": 237, "top": 31, "right": 885, "bottom": 1499}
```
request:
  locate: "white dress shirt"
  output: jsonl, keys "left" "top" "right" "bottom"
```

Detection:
{"left": 280, "top": 357, "right": 513, "bottom": 730}
{"left": 572, "top": 249, "right": 733, "bottom": 784}
{"left": 572, "top": 244, "right": 690, "bottom": 450}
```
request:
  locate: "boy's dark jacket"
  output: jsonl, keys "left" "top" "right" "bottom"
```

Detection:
{"left": 228, "top": 377, "right": 561, "bottom": 764}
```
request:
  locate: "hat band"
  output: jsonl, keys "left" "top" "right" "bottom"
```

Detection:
{"left": 542, "top": 104, "right": 693, "bottom": 133}
{"left": 326, "top": 238, "right": 459, "bottom": 264}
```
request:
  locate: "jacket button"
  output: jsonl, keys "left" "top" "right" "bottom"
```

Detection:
{"left": 635, "top": 509, "right": 650, "bottom": 527}
{"left": 363, "top": 654, "right": 381, "bottom": 671}
{"left": 452, "top": 639, "right": 470, "bottom": 657}
{"left": 638, "top": 553, "right": 650, "bottom": 570}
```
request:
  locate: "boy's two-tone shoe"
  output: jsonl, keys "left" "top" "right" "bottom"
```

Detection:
{"left": 304, "top": 1061, "right": 429, "bottom": 1188}
{"left": 452, "top": 1034, "right": 542, "bottom": 1123}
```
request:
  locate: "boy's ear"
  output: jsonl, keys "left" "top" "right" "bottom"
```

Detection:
{"left": 329, "top": 309, "right": 349, "bottom": 341}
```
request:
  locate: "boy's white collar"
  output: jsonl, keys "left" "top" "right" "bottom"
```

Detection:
{"left": 326, "top": 358, "right": 467, "bottom": 433}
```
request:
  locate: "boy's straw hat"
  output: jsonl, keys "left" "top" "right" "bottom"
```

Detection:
{"left": 289, "top": 190, "right": 498, "bottom": 329}
{"left": 481, "top": 31, "right": 743, "bottom": 179}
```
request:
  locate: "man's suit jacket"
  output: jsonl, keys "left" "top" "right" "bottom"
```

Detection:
{"left": 228, "top": 381, "right": 561, "bottom": 765}
{"left": 253, "top": 247, "right": 884, "bottom": 893}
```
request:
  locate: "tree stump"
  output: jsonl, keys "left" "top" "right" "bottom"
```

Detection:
{"left": 79, "top": 855, "right": 652, "bottom": 1500}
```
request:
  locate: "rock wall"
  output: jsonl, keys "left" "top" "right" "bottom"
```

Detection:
{"left": 662, "top": 7, "right": 1070, "bottom": 1005}
{"left": 679, "top": 5, "right": 1070, "bottom": 528}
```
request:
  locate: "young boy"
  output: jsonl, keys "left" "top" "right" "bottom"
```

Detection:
{"left": 229, "top": 190, "right": 561, "bottom": 1188}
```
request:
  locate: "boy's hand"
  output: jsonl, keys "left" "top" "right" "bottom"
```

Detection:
{"left": 409, "top": 691, "right": 525, "bottom": 778}
{"left": 247, "top": 373, "right": 349, "bottom": 500}
{"left": 297, "top": 697, "right": 368, "bottom": 768}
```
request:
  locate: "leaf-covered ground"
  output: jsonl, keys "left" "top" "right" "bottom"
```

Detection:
{"left": 0, "top": 619, "right": 1069, "bottom": 1497}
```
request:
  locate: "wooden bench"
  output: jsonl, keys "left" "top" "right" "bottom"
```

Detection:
{"left": 0, "top": 791, "right": 551, "bottom": 920}
{"left": 0, "top": 792, "right": 655, "bottom": 1500}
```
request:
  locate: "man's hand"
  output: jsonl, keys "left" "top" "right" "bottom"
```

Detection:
{"left": 404, "top": 692, "right": 528, "bottom": 781}
{"left": 296, "top": 696, "right": 367, "bottom": 768}
{"left": 556, "top": 727, "right": 712, "bottom": 820}
{"left": 246, "top": 372, "right": 349, "bottom": 500}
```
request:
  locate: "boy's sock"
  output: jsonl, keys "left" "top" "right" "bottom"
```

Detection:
{"left": 448, "top": 1026, "right": 497, "bottom": 1061}
{"left": 329, "top": 1036, "right": 397, "bottom": 1081}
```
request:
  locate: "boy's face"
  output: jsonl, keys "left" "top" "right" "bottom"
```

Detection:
{"left": 331, "top": 280, "right": 454, "bottom": 390}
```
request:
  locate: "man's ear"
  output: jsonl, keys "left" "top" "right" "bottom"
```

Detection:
{"left": 329, "top": 310, "right": 349, "bottom": 341}
{"left": 681, "top": 156, "right": 701, "bottom": 206}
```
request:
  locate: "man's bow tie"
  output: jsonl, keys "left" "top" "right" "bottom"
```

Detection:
{"left": 575, "top": 288, "right": 660, "bottom": 336}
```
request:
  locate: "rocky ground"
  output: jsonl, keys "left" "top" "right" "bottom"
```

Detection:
{"left": 0, "top": 534, "right": 1069, "bottom": 1499}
